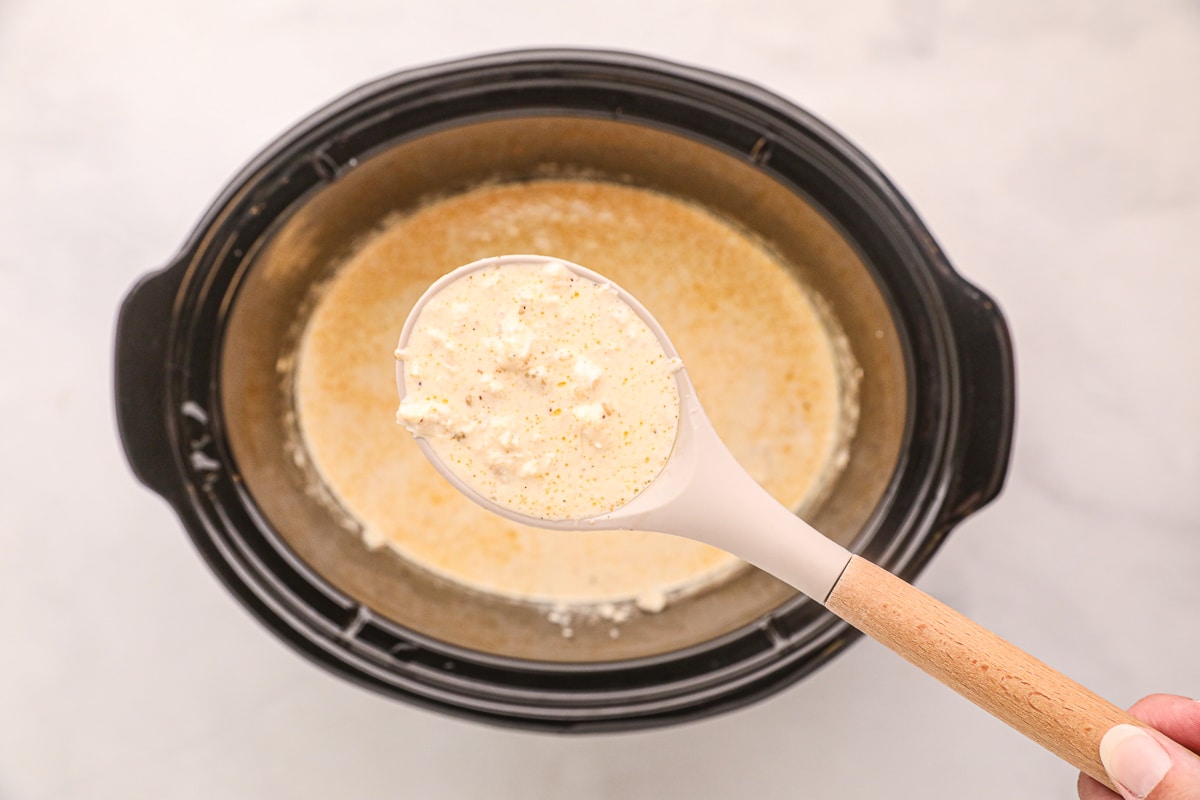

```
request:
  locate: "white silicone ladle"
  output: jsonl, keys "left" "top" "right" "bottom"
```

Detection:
{"left": 396, "top": 255, "right": 1149, "bottom": 790}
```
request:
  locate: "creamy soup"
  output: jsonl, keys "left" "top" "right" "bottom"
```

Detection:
{"left": 295, "top": 179, "right": 851, "bottom": 606}
{"left": 396, "top": 259, "right": 682, "bottom": 521}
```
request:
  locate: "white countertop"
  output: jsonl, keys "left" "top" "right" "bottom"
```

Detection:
{"left": 2, "top": 1, "right": 1198, "bottom": 798}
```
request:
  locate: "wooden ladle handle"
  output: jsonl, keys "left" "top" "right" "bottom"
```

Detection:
{"left": 825, "top": 555, "right": 1142, "bottom": 791}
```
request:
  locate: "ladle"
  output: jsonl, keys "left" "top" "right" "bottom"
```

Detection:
{"left": 396, "top": 255, "right": 1153, "bottom": 790}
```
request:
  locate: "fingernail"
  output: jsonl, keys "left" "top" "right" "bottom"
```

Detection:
{"left": 1100, "top": 724, "right": 1172, "bottom": 799}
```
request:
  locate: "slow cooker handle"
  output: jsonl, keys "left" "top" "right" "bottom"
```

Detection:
{"left": 936, "top": 276, "right": 1016, "bottom": 531}
{"left": 115, "top": 259, "right": 188, "bottom": 498}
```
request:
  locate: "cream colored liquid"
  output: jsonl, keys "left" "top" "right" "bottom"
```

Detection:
{"left": 397, "top": 259, "right": 681, "bottom": 520}
{"left": 296, "top": 180, "right": 848, "bottom": 605}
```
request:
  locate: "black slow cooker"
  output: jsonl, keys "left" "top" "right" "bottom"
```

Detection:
{"left": 115, "top": 50, "right": 1014, "bottom": 731}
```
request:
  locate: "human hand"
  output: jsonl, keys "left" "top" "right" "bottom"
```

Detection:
{"left": 1078, "top": 694, "right": 1200, "bottom": 800}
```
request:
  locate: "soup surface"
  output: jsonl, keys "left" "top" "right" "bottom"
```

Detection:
{"left": 295, "top": 179, "right": 850, "bottom": 606}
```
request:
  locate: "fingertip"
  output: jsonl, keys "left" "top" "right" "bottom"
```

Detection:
{"left": 1100, "top": 725, "right": 1172, "bottom": 800}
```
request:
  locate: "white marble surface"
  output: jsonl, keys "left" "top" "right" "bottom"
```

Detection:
{"left": 2, "top": 1, "right": 1198, "bottom": 798}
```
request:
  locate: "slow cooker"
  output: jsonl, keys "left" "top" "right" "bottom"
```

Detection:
{"left": 115, "top": 50, "right": 1014, "bottom": 731}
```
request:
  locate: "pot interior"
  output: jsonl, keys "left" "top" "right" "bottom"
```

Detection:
{"left": 219, "top": 115, "right": 906, "bottom": 663}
